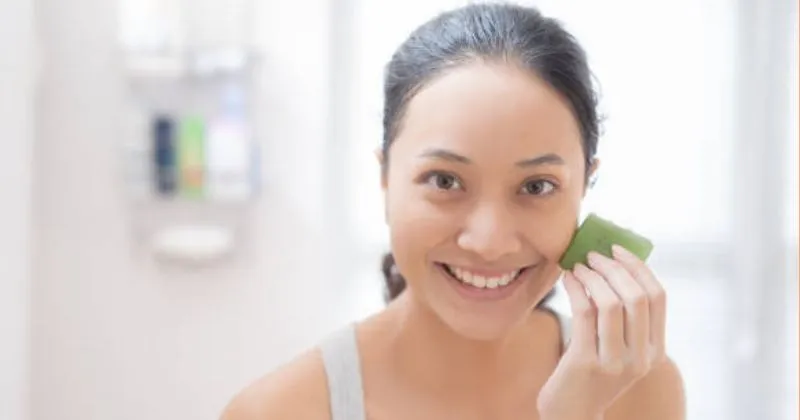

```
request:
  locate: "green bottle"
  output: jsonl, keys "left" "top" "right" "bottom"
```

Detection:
{"left": 178, "top": 115, "right": 206, "bottom": 199}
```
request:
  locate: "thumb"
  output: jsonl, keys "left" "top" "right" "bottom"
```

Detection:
{"left": 562, "top": 270, "right": 597, "bottom": 355}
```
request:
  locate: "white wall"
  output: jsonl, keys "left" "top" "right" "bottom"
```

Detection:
{"left": 30, "top": 1, "right": 355, "bottom": 419}
{"left": 0, "top": 0, "right": 34, "bottom": 418}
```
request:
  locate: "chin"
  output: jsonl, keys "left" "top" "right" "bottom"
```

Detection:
{"left": 438, "top": 310, "right": 530, "bottom": 341}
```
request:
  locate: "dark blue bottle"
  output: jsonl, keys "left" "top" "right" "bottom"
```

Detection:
{"left": 153, "top": 115, "right": 177, "bottom": 195}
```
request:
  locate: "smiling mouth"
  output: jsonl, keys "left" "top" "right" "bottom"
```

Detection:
{"left": 436, "top": 263, "right": 531, "bottom": 290}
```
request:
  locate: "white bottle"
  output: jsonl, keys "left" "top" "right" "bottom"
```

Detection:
{"left": 206, "top": 83, "right": 252, "bottom": 201}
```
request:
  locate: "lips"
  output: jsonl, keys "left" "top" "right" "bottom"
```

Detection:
{"left": 438, "top": 263, "right": 529, "bottom": 289}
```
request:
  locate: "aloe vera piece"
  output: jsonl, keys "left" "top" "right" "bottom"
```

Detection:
{"left": 559, "top": 213, "right": 654, "bottom": 270}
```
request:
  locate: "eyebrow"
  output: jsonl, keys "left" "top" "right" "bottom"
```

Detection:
{"left": 516, "top": 153, "right": 565, "bottom": 167}
{"left": 418, "top": 148, "right": 565, "bottom": 167}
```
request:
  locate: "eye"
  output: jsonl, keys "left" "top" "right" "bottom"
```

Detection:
{"left": 424, "top": 172, "right": 463, "bottom": 191}
{"left": 520, "top": 179, "right": 556, "bottom": 196}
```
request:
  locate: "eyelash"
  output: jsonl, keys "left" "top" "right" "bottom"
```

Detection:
{"left": 420, "top": 171, "right": 558, "bottom": 196}
{"left": 422, "top": 171, "right": 463, "bottom": 191}
{"left": 519, "top": 178, "right": 557, "bottom": 196}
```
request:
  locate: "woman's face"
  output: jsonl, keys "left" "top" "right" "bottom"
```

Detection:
{"left": 382, "top": 62, "right": 593, "bottom": 340}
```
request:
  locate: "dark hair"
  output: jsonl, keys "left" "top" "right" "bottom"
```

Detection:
{"left": 380, "top": 3, "right": 602, "bottom": 303}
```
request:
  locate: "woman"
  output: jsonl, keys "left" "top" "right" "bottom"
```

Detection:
{"left": 223, "top": 3, "right": 685, "bottom": 419}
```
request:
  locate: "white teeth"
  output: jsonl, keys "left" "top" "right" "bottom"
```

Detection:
{"left": 457, "top": 268, "right": 472, "bottom": 284}
{"left": 464, "top": 271, "right": 473, "bottom": 283}
{"left": 446, "top": 265, "right": 522, "bottom": 289}
{"left": 499, "top": 274, "right": 511, "bottom": 286}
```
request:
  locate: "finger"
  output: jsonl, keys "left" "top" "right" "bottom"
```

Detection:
{"left": 587, "top": 251, "right": 650, "bottom": 372}
{"left": 612, "top": 245, "right": 667, "bottom": 363}
{"left": 573, "top": 263, "right": 625, "bottom": 373}
{"left": 562, "top": 270, "right": 597, "bottom": 354}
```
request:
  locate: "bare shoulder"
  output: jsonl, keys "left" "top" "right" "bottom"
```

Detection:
{"left": 220, "top": 348, "right": 331, "bottom": 420}
{"left": 606, "top": 356, "right": 686, "bottom": 420}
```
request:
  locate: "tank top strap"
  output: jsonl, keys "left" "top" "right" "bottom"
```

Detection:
{"left": 319, "top": 324, "right": 367, "bottom": 420}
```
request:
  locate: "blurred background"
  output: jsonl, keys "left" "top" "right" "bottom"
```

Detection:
{"left": 0, "top": 0, "right": 797, "bottom": 419}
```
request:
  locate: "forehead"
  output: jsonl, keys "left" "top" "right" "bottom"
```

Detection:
{"left": 393, "top": 62, "right": 583, "bottom": 160}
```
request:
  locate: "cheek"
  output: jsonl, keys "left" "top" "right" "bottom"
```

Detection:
{"left": 385, "top": 168, "right": 457, "bottom": 235}
{"left": 524, "top": 197, "right": 583, "bottom": 261}
{"left": 385, "top": 184, "right": 454, "bottom": 275}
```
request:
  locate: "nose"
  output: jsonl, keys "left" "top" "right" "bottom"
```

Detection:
{"left": 456, "top": 201, "right": 522, "bottom": 262}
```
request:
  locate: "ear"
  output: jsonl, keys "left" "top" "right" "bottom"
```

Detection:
{"left": 375, "top": 148, "right": 388, "bottom": 191}
{"left": 584, "top": 158, "right": 600, "bottom": 196}
{"left": 375, "top": 148, "right": 392, "bottom": 224}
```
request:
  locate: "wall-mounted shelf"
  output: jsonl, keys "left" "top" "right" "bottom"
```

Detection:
{"left": 124, "top": 196, "right": 256, "bottom": 264}
{"left": 123, "top": 48, "right": 261, "bottom": 81}
{"left": 117, "top": 0, "right": 261, "bottom": 265}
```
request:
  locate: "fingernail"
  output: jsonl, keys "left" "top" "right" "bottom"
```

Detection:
{"left": 574, "top": 262, "right": 589, "bottom": 274}
{"left": 587, "top": 251, "right": 602, "bottom": 265}
{"left": 612, "top": 244, "right": 630, "bottom": 259}
{"left": 569, "top": 267, "right": 586, "bottom": 284}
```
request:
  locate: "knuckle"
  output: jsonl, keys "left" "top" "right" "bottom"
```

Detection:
{"left": 630, "top": 291, "right": 649, "bottom": 307}
{"left": 585, "top": 359, "right": 604, "bottom": 375}
{"left": 600, "top": 359, "right": 625, "bottom": 376}
{"left": 577, "top": 355, "right": 599, "bottom": 372}
{"left": 628, "top": 359, "right": 651, "bottom": 378}
{"left": 577, "top": 305, "right": 596, "bottom": 321}
{"left": 605, "top": 262, "right": 626, "bottom": 278}
{"left": 598, "top": 300, "right": 623, "bottom": 317}
{"left": 651, "top": 348, "right": 668, "bottom": 365}
{"left": 605, "top": 257, "right": 623, "bottom": 269}
{"left": 650, "top": 288, "right": 667, "bottom": 306}
{"left": 612, "top": 265, "right": 629, "bottom": 279}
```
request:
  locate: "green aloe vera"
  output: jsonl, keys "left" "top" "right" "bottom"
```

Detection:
{"left": 559, "top": 213, "right": 654, "bottom": 270}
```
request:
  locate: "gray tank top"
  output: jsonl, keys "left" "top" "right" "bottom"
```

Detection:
{"left": 320, "top": 310, "right": 572, "bottom": 420}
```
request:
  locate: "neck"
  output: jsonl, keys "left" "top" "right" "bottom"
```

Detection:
{"left": 382, "top": 292, "right": 548, "bottom": 400}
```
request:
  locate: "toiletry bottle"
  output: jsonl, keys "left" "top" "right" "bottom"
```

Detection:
{"left": 206, "top": 82, "right": 252, "bottom": 201}
{"left": 153, "top": 114, "right": 177, "bottom": 196}
{"left": 178, "top": 114, "right": 206, "bottom": 198}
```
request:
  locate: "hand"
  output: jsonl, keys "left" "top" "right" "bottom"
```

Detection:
{"left": 537, "top": 245, "right": 668, "bottom": 420}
